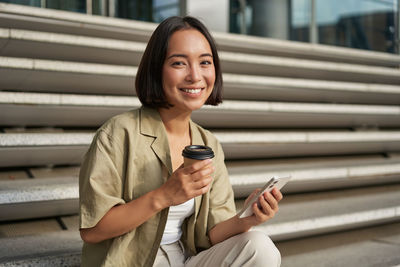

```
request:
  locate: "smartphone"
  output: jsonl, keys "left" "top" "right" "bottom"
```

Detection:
{"left": 237, "top": 175, "right": 291, "bottom": 218}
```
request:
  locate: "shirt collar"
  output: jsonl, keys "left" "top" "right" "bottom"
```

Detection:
{"left": 139, "top": 106, "right": 165, "bottom": 138}
{"left": 139, "top": 106, "right": 206, "bottom": 175}
{"left": 139, "top": 106, "right": 172, "bottom": 174}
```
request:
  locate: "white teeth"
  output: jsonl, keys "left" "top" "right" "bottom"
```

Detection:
{"left": 182, "top": 88, "right": 201, "bottom": 94}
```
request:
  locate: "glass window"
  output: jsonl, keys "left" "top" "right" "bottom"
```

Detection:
{"left": 0, "top": 0, "right": 40, "bottom": 7}
{"left": 229, "top": 0, "right": 253, "bottom": 35}
{"left": 0, "top": 0, "right": 86, "bottom": 12}
{"left": 46, "top": 0, "right": 86, "bottom": 13}
{"left": 290, "top": 0, "right": 311, "bottom": 42}
{"left": 114, "top": 0, "right": 181, "bottom": 23}
{"left": 153, "top": 0, "right": 180, "bottom": 23}
{"left": 316, "top": 0, "right": 397, "bottom": 53}
{"left": 114, "top": 0, "right": 151, "bottom": 21}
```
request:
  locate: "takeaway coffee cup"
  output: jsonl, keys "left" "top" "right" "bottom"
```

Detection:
{"left": 182, "top": 145, "right": 215, "bottom": 167}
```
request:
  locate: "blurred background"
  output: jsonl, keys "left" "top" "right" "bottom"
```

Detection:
{"left": 0, "top": 0, "right": 399, "bottom": 266}
{"left": 1, "top": 0, "right": 398, "bottom": 53}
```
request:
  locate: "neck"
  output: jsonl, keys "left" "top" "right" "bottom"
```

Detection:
{"left": 158, "top": 107, "right": 191, "bottom": 136}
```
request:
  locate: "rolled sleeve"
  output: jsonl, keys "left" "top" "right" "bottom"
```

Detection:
{"left": 79, "top": 130, "right": 125, "bottom": 229}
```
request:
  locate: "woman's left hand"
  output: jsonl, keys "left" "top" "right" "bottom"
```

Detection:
{"left": 209, "top": 187, "right": 283, "bottom": 245}
{"left": 239, "top": 188, "right": 283, "bottom": 227}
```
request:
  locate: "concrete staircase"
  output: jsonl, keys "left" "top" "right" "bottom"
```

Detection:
{"left": 1, "top": 3, "right": 400, "bottom": 266}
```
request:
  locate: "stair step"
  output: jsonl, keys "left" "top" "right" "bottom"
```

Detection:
{"left": 1, "top": 91, "right": 400, "bottom": 128}
{"left": 1, "top": 155, "right": 399, "bottom": 221}
{"left": 0, "top": 91, "right": 140, "bottom": 127}
{"left": 13, "top": 154, "right": 400, "bottom": 194}
{"left": 29, "top": 166, "right": 80, "bottom": 179}
{"left": 2, "top": 57, "right": 400, "bottom": 104}
{"left": 0, "top": 132, "right": 92, "bottom": 167}
{"left": 1, "top": 220, "right": 400, "bottom": 266}
{"left": 1, "top": 27, "right": 399, "bottom": 84}
{"left": 0, "top": 169, "right": 29, "bottom": 181}
{"left": 214, "top": 130, "right": 400, "bottom": 159}
{"left": 197, "top": 101, "right": 400, "bottom": 128}
{"left": 0, "top": 177, "right": 78, "bottom": 221}
{"left": 251, "top": 184, "right": 400, "bottom": 241}
{"left": 0, "top": 217, "right": 64, "bottom": 237}
{"left": 214, "top": 32, "right": 400, "bottom": 68}
{"left": 229, "top": 154, "right": 400, "bottom": 197}
{"left": 1, "top": 183, "right": 398, "bottom": 243}
{"left": 0, "top": 27, "right": 145, "bottom": 66}
{"left": 223, "top": 74, "right": 400, "bottom": 104}
{"left": 219, "top": 51, "right": 400, "bottom": 84}
{"left": 277, "top": 222, "right": 400, "bottom": 267}
{"left": 0, "top": 56, "right": 135, "bottom": 95}
{"left": 1, "top": 131, "right": 400, "bottom": 166}
{"left": 1, "top": 38, "right": 400, "bottom": 84}
{"left": 0, "top": 230, "right": 81, "bottom": 266}
{"left": 1, "top": 4, "right": 399, "bottom": 67}
{"left": 0, "top": 3, "right": 154, "bottom": 42}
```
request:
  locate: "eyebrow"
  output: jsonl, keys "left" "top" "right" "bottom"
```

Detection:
{"left": 167, "top": 53, "right": 213, "bottom": 59}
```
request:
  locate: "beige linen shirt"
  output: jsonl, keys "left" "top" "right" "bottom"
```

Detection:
{"left": 79, "top": 106, "right": 236, "bottom": 267}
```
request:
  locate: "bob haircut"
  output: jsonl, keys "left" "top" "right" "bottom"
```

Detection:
{"left": 135, "top": 16, "right": 223, "bottom": 108}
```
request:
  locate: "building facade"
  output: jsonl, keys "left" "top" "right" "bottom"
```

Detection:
{"left": 1, "top": 0, "right": 399, "bottom": 53}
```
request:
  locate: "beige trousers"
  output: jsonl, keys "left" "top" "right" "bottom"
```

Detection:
{"left": 153, "top": 231, "right": 281, "bottom": 267}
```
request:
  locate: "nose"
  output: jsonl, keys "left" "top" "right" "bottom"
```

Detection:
{"left": 186, "top": 64, "right": 201, "bottom": 83}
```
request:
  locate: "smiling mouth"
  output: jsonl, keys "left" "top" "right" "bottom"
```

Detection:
{"left": 179, "top": 88, "right": 203, "bottom": 94}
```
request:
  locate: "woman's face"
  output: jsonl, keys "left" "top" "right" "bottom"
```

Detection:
{"left": 162, "top": 29, "right": 216, "bottom": 113}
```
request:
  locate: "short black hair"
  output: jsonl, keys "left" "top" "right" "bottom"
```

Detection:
{"left": 135, "top": 16, "right": 223, "bottom": 108}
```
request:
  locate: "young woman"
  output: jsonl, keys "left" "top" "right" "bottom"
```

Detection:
{"left": 79, "top": 16, "right": 282, "bottom": 267}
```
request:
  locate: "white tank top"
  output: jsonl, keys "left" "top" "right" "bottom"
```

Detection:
{"left": 160, "top": 198, "right": 195, "bottom": 245}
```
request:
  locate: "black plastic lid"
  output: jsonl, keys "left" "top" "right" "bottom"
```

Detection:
{"left": 182, "top": 145, "right": 215, "bottom": 160}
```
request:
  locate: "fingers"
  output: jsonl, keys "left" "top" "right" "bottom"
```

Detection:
{"left": 193, "top": 180, "right": 212, "bottom": 196}
{"left": 190, "top": 165, "right": 214, "bottom": 182}
{"left": 252, "top": 201, "right": 268, "bottom": 222}
{"left": 193, "top": 175, "right": 212, "bottom": 188}
{"left": 252, "top": 189, "right": 283, "bottom": 222}
{"left": 263, "top": 191, "right": 279, "bottom": 210}
{"left": 271, "top": 187, "right": 283, "bottom": 202}
{"left": 183, "top": 158, "right": 213, "bottom": 174}
{"left": 182, "top": 159, "right": 214, "bottom": 183}
{"left": 165, "top": 159, "right": 214, "bottom": 204}
{"left": 191, "top": 165, "right": 213, "bottom": 193}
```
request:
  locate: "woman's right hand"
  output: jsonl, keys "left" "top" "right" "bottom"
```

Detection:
{"left": 159, "top": 159, "right": 214, "bottom": 207}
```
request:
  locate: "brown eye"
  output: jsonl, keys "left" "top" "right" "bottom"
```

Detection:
{"left": 172, "top": 61, "right": 185, "bottom": 66}
{"left": 201, "top": 60, "right": 212, "bottom": 65}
